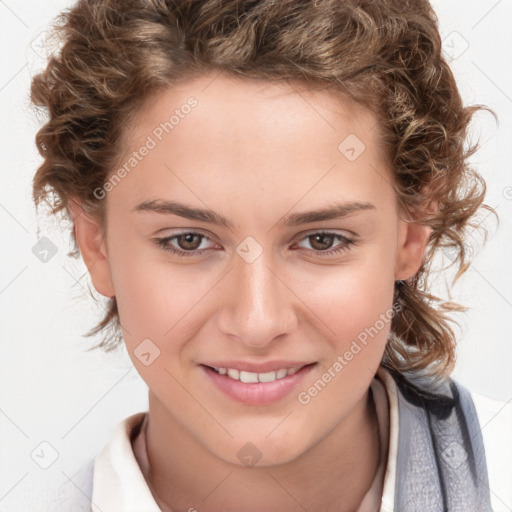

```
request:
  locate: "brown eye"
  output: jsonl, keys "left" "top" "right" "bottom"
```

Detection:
{"left": 308, "top": 233, "right": 335, "bottom": 251}
{"left": 176, "top": 233, "right": 203, "bottom": 251}
{"left": 295, "top": 231, "right": 355, "bottom": 257}
{"left": 155, "top": 231, "right": 214, "bottom": 257}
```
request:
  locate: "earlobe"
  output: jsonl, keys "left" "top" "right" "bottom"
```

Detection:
{"left": 395, "top": 219, "right": 432, "bottom": 281}
{"left": 69, "top": 199, "right": 115, "bottom": 298}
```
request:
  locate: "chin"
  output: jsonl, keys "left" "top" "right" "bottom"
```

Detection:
{"left": 208, "top": 431, "right": 313, "bottom": 468}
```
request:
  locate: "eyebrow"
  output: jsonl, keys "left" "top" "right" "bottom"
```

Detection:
{"left": 132, "top": 199, "right": 376, "bottom": 229}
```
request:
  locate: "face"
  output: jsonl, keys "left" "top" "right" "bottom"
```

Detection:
{"left": 75, "top": 72, "right": 428, "bottom": 465}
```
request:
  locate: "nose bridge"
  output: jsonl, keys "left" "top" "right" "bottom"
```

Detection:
{"left": 219, "top": 246, "right": 297, "bottom": 346}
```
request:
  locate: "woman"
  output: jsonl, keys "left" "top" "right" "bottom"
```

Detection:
{"left": 31, "top": 0, "right": 511, "bottom": 510}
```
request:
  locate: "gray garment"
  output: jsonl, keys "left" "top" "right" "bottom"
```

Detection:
{"left": 391, "top": 369, "right": 492, "bottom": 511}
{"left": 50, "top": 372, "right": 492, "bottom": 511}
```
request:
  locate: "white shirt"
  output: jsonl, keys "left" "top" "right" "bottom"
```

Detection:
{"left": 56, "top": 367, "right": 512, "bottom": 511}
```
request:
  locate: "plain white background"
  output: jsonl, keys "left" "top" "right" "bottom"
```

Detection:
{"left": 1, "top": 1, "right": 511, "bottom": 510}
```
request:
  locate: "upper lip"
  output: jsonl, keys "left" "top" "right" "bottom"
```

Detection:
{"left": 201, "top": 360, "right": 316, "bottom": 373}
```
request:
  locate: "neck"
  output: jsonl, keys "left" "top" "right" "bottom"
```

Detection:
{"left": 135, "top": 389, "right": 381, "bottom": 512}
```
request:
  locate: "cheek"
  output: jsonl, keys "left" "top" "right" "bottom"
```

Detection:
{"left": 293, "top": 264, "right": 395, "bottom": 420}
{"left": 107, "top": 247, "right": 199, "bottom": 389}
{"left": 293, "top": 256, "right": 395, "bottom": 346}
{"left": 106, "top": 228, "right": 196, "bottom": 335}
{"left": 114, "top": 269, "right": 202, "bottom": 347}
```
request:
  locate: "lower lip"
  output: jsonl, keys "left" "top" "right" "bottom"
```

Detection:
{"left": 200, "top": 364, "right": 316, "bottom": 405}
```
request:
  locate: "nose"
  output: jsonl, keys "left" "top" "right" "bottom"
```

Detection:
{"left": 217, "top": 249, "right": 298, "bottom": 349}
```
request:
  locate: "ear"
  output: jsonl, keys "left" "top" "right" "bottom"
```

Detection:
{"left": 69, "top": 199, "right": 115, "bottom": 298}
{"left": 395, "top": 218, "right": 432, "bottom": 281}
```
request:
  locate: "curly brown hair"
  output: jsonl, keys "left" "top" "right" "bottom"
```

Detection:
{"left": 30, "top": 0, "right": 496, "bottom": 381}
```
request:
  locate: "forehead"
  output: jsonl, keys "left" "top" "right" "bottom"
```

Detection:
{"left": 108, "top": 72, "right": 395, "bottom": 223}
{"left": 124, "top": 72, "right": 380, "bottom": 158}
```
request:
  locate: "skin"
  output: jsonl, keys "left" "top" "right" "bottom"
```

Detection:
{"left": 72, "top": 72, "right": 430, "bottom": 511}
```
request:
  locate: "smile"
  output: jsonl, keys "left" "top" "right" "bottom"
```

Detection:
{"left": 209, "top": 366, "right": 302, "bottom": 383}
{"left": 201, "top": 363, "right": 317, "bottom": 405}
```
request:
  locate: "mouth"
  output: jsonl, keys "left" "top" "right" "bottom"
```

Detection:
{"left": 204, "top": 363, "right": 314, "bottom": 383}
{"left": 200, "top": 362, "right": 317, "bottom": 405}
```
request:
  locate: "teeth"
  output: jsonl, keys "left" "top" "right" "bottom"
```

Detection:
{"left": 227, "top": 368, "right": 240, "bottom": 380}
{"left": 258, "top": 371, "right": 278, "bottom": 383}
{"left": 276, "top": 369, "right": 287, "bottom": 379}
{"left": 213, "top": 366, "right": 304, "bottom": 383}
{"left": 240, "top": 371, "right": 259, "bottom": 383}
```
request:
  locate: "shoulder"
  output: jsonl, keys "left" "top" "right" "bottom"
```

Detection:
{"left": 411, "top": 374, "right": 512, "bottom": 511}
{"left": 383, "top": 367, "right": 511, "bottom": 511}
{"left": 47, "top": 458, "right": 95, "bottom": 512}
{"left": 469, "top": 388, "right": 512, "bottom": 512}
{"left": 46, "top": 412, "right": 148, "bottom": 512}
{"left": 434, "top": 376, "right": 512, "bottom": 512}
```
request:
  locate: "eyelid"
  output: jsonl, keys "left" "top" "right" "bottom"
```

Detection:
{"left": 292, "top": 230, "right": 355, "bottom": 251}
{"left": 155, "top": 228, "right": 357, "bottom": 257}
{"left": 165, "top": 230, "right": 219, "bottom": 249}
{"left": 293, "top": 228, "right": 357, "bottom": 241}
{"left": 156, "top": 228, "right": 355, "bottom": 244}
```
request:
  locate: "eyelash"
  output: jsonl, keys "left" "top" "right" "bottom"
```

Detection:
{"left": 154, "top": 230, "right": 356, "bottom": 258}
